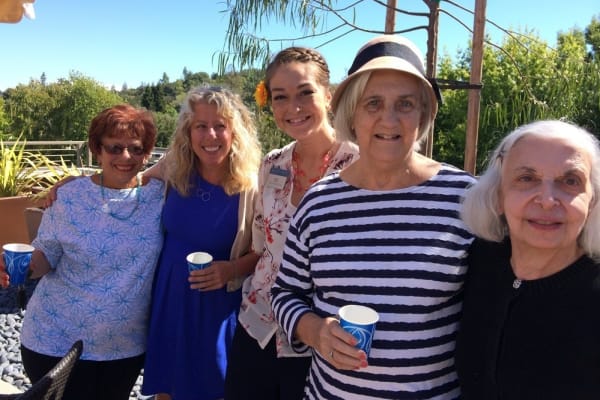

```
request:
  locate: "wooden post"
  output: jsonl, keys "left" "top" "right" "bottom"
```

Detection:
{"left": 385, "top": 0, "right": 396, "bottom": 33}
{"left": 424, "top": 0, "right": 440, "bottom": 158}
{"left": 464, "top": 0, "right": 487, "bottom": 174}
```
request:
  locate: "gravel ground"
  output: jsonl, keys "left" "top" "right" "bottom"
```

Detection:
{"left": 0, "top": 279, "right": 151, "bottom": 399}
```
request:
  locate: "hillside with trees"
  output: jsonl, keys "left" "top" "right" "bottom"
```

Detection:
{"left": 1, "top": 18, "right": 599, "bottom": 173}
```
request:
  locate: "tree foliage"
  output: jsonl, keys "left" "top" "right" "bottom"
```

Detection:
{"left": 434, "top": 25, "right": 600, "bottom": 172}
{"left": 585, "top": 15, "right": 600, "bottom": 58}
{"left": 2, "top": 73, "right": 122, "bottom": 141}
{"left": 218, "top": 2, "right": 600, "bottom": 173}
{"left": 1, "top": 13, "right": 598, "bottom": 170}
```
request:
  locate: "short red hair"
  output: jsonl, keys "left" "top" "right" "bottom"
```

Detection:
{"left": 88, "top": 104, "right": 156, "bottom": 156}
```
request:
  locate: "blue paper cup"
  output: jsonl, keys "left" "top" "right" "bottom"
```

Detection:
{"left": 186, "top": 252, "right": 213, "bottom": 271}
{"left": 2, "top": 243, "right": 34, "bottom": 286}
{"left": 339, "top": 304, "right": 379, "bottom": 357}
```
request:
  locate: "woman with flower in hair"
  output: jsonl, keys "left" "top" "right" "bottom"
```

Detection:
{"left": 224, "top": 47, "right": 358, "bottom": 400}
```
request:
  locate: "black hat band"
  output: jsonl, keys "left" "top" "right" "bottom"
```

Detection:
{"left": 347, "top": 41, "right": 442, "bottom": 104}
{"left": 348, "top": 41, "right": 426, "bottom": 76}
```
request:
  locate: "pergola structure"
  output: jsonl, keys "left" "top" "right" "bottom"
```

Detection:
{"left": 386, "top": 0, "right": 487, "bottom": 175}
{"left": 2, "top": 0, "right": 486, "bottom": 173}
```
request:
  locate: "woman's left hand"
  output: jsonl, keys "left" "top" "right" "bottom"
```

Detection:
{"left": 188, "top": 260, "right": 234, "bottom": 291}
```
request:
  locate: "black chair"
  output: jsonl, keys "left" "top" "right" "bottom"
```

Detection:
{"left": 0, "top": 340, "right": 83, "bottom": 400}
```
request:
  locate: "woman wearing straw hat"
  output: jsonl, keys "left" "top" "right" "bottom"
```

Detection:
{"left": 271, "top": 35, "right": 475, "bottom": 399}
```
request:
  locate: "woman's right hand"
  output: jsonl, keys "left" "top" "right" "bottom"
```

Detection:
{"left": 297, "top": 313, "right": 368, "bottom": 370}
{"left": 0, "top": 250, "right": 51, "bottom": 287}
{"left": 0, "top": 257, "right": 9, "bottom": 288}
{"left": 44, "top": 175, "right": 80, "bottom": 207}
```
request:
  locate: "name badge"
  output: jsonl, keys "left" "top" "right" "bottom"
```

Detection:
{"left": 266, "top": 166, "right": 289, "bottom": 190}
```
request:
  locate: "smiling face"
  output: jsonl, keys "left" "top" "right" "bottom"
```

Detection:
{"left": 352, "top": 70, "right": 423, "bottom": 166}
{"left": 269, "top": 61, "right": 332, "bottom": 141}
{"left": 97, "top": 136, "right": 148, "bottom": 188}
{"left": 189, "top": 102, "right": 233, "bottom": 175}
{"left": 499, "top": 135, "right": 594, "bottom": 256}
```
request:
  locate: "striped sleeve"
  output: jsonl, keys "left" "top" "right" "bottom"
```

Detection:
{"left": 272, "top": 165, "right": 476, "bottom": 399}
{"left": 271, "top": 207, "right": 316, "bottom": 352}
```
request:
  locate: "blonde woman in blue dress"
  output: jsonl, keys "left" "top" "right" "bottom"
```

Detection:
{"left": 141, "top": 86, "right": 262, "bottom": 400}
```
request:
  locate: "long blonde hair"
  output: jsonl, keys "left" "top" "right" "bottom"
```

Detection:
{"left": 164, "top": 86, "right": 260, "bottom": 195}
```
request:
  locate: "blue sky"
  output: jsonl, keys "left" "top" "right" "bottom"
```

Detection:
{"left": 0, "top": 0, "right": 597, "bottom": 91}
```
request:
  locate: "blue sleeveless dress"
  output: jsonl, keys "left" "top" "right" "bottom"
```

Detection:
{"left": 142, "top": 175, "right": 241, "bottom": 400}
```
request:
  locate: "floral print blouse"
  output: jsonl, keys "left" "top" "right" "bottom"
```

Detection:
{"left": 239, "top": 140, "right": 358, "bottom": 357}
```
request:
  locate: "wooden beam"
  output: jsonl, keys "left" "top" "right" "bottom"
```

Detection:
{"left": 464, "top": 0, "right": 487, "bottom": 175}
{"left": 424, "top": 0, "right": 440, "bottom": 158}
{"left": 385, "top": 0, "right": 397, "bottom": 33}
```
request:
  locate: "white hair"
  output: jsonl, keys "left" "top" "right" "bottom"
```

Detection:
{"left": 461, "top": 119, "right": 600, "bottom": 258}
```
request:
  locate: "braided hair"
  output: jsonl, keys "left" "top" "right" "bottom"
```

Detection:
{"left": 264, "top": 47, "right": 331, "bottom": 101}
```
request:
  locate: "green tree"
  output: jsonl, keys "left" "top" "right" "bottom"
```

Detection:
{"left": 47, "top": 73, "right": 123, "bottom": 140}
{"left": 219, "top": 2, "right": 600, "bottom": 171}
{"left": 585, "top": 14, "right": 600, "bottom": 59}
{"left": 153, "top": 109, "right": 178, "bottom": 147}
{"left": 0, "top": 97, "right": 9, "bottom": 134}
{"left": 435, "top": 26, "right": 600, "bottom": 172}
{"left": 141, "top": 83, "right": 168, "bottom": 112}
{"left": 432, "top": 51, "right": 471, "bottom": 168}
{"left": 3, "top": 73, "right": 122, "bottom": 141}
{"left": 3, "top": 80, "right": 55, "bottom": 140}
{"left": 182, "top": 71, "right": 209, "bottom": 92}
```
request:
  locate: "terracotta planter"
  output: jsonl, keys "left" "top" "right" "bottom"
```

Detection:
{"left": 0, "top": 196, "right": 44, "bottom": 248}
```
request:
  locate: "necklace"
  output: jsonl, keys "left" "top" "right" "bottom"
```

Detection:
{"left": 292, "top": 145, "right": 335, "bottom": 194}
{"left": 195, "top": 186, "right": 214, "bottom": 202}
{"left": 195, "top": 177, "right": 219, "bottom": 202}
{"left": 100, "top": 173, "right": 141, "bottom": 221}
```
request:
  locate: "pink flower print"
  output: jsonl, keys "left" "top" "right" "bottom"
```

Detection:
{"left": 264, "top": 219, "right": 274, "bottom": 244}
{"left": 248, "top": 290, "right": 257, "bottom": 304}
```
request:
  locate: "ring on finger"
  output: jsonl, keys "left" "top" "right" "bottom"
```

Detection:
{"left": 329, "top": 350, "right": 334, "bottom": 359}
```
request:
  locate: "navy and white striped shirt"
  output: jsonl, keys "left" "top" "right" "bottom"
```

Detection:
{"left": 272, "top": 165, "right": 475, "bottom": 399}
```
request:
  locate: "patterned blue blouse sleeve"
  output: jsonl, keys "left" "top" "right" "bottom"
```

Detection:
{"left": 31, "top": 191, "right": 65, "bottom": 269}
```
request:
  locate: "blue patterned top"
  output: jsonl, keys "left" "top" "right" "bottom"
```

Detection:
{"left": 21, "top": 176, "right": 164, "bottom": 360}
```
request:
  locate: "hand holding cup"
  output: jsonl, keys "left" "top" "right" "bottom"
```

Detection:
{"left": 187, "top": 251, "right": 224, "bottom": 291}
{"left": 0, "top": 255, "right": 9, "bottom": 288}
{"left": 339, "top": 304, "right": 379, "bottom": 357}
{"left": 186, "top": 252, "right": 213, "bottom": 271}
{"left": 2, "top": 243, "right": 34, "bottom": 287}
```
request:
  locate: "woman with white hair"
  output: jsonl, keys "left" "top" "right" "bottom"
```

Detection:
{"left": 271, "top": 35, "right": 475, "bottom": 399}
{"left": 456, "top": 120, "right": 600, "bottom": 399}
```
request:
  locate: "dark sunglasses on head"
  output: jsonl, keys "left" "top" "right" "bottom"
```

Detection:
{"left": 101, "top": 144, "right": 146, "bottom": 156}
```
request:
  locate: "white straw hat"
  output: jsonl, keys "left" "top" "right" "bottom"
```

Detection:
{"left": 332, "top": 35, "right": 441, "bottom": 120}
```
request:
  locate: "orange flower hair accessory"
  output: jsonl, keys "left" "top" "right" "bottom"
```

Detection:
{"left": 254, "top": 80, "right": 268, "bottom": 108}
